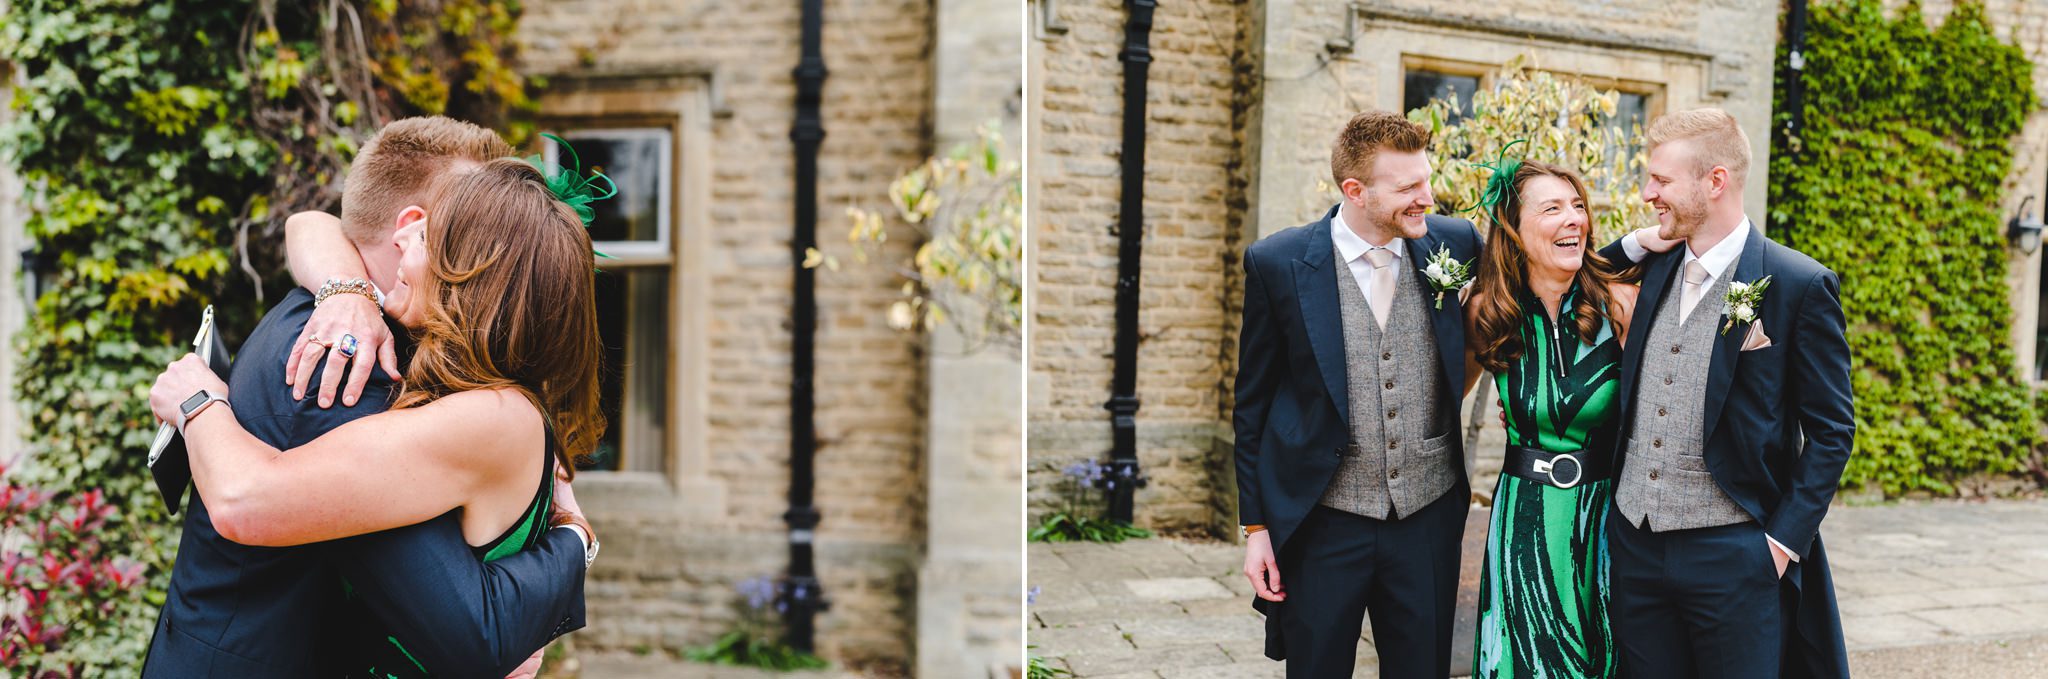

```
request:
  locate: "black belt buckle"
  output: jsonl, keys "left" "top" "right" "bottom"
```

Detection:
{"left": 1531, "top": 453, "right": 1584, "bottom": 489}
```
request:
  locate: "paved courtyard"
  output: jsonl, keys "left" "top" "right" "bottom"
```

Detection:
{"left": 1028, "top": 499, "right": 2048, "bottom": 678}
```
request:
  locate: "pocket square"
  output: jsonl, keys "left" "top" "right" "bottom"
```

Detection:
{"left": 1740, "top": 319, "right": 1773, "bottom": 351}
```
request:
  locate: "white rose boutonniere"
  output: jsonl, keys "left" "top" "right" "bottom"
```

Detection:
{"left": 1422, "top": 245, "right": 1475, "bottom": 309}
{"left": 1721, "top": 276, "right": 1772, "bottom": 335}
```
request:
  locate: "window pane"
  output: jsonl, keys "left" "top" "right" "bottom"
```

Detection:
{"left": 586, "top": 267, "right": 670, "bottom": 473}
{"left": 551, "top": 130, "right": 670, "bottom": 244}
{"left": 2036, "top": 253, "right": 2048, "bottom": 382}
{"left": 1604, "top": 92, "right": 1649, "bottom": 139}
{"left": 1404, "top": 70, "right": 1479, "bottom": 123}
{"left": 1595, "top": 92, "right": 1651, "bottom": 192}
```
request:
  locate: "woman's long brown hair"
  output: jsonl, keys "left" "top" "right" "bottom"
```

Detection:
{"left": 1469, "top": 161, "right": 1630, "bottom": 374}
{"left": 392, "top": 157, "right": 606, "bottom": 478}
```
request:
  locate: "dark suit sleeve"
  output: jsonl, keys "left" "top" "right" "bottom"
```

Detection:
{"left": 1765, "top": 270, "right": 1855, "bottom": 558}
{"left": 1233, "top": 251, "right": 1279, "bottom": 526}
{"left": 320, "top": 523, "right": 587, "bottom": 678}
{"left": 292, "top": 361, "right": 588, "bottom": 677}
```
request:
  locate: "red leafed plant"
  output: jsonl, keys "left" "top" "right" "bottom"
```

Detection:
{"left": 0, "top": 461, "right": 147, "bottom": 678}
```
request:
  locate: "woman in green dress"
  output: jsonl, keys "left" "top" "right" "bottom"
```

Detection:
{"left": 1462, "top": 160, "right": 1667, "bottom": 678}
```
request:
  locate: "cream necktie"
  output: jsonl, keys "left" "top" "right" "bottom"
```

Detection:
{"left": 1679, "top": 259, "right": 1710, "bottom": 323}
{"left": 1365, "top": 248, "right": 1396, "bottom": 330}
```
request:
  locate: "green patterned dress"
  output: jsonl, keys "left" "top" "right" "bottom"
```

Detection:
{"left": 1474, "top": 284, "right": 1620, "bottom": 679}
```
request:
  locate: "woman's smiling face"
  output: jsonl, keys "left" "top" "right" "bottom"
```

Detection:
{"left": 1516, "top": 174, "right": 1590, "bottom": 277}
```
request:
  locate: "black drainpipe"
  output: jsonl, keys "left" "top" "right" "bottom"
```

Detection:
{"left": 1103, "top": 0, "right": 1156, "bottom": 524}
{"left": 1777, "top": 0, "right": 1807, "bottom": 231}
{"left": 783, "top": 0, "right": 829, "bottom": 653}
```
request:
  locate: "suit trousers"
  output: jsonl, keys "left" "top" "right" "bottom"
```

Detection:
{"left": 1607, "top": 507, "right": 1784, "bottom": 679}
{"left": 1278, "top": 484, "right": 1467, "bottom": 679}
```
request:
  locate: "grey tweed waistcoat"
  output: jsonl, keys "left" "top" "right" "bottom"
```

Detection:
{"left": 1316, "top": 251, "right": 1459, "bottom": 520}
{"left": 1616, "top": 261, "right": 1753, "bottom": 531}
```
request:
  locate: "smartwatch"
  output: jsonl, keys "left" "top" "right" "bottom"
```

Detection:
{"left": 176, "top": 389, "right": 230, "bottom": 436}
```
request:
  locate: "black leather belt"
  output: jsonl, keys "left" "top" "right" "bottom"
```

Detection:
{"left": 1503, "top": 445, "right": 1612, "bottom": 489}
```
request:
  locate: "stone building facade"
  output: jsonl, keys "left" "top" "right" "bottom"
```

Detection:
{"left": 514, "top": 0, "right": 1023, "bottom": 674}
{"left": 0, "top": 0, "right": 1023, "bottom": 675}
{"left": 1027, "top": 0, "right": 1783, "bottom": 536}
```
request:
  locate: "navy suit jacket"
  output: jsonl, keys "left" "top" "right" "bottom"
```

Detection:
{"left": 1602, "top": 227, "right": 1853, "bottom": 678}
{"left": 1232, "top": 206, "right": 1481, "bottom": 556}
{"left": 144, "top": 288, "right": 587, "bottom": 678}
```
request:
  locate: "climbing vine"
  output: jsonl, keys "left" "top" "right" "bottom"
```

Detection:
{"left": 1768, "top": 0, "right": 2038, "bottom": 494}
{"left": 0, "top": 1, "right": 533, "bottom": 673}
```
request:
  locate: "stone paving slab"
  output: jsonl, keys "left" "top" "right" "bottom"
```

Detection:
{"left": 1029, "top": 499, "right": 2048, "bottom": 677}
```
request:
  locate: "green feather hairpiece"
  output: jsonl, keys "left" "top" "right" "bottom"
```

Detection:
{"left": 1465, "top": 139, "right": 1529, "bottom": 218}
{"left": 524, "top": 132, "right": 619, "bottom": 259}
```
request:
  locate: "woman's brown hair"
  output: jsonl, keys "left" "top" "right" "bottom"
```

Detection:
{"left": 391, "top": 157, "right": 605, "bottom": 478}
{"left": 1468, "top": 161, "right": 1630, "bottom": 373}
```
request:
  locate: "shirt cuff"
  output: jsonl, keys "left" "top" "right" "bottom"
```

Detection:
{"left": 1620, "top": 229, "right": 1650, "bottom": 262}
{"left": 556, "top": 524, "right": 590, "bottom": 563}
{"left": 1766, "top": 534, "right": 1799, "bottom": 563}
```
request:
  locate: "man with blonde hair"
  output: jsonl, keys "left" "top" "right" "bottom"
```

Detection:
{"left": 1598, "top": 108, "right": 1852, "bottom": 678}
{"left": 1234, "top": 110, "right": 1482, "bottom": 678}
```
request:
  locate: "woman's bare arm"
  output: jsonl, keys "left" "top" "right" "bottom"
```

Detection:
{"left": 286, "top": 211, "right": 371, "bottom": 292}
{"left": 154, "top": 355, "right": 542, "bottom": 547}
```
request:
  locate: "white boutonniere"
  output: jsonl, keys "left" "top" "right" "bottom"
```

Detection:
{"left": 1422, "top": 245, "right": 1475, "bottom": 309}
{"left": 1720, "top": 276, "right": 1772, "bottom": 335}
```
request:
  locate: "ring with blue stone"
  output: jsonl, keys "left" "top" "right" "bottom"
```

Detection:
{"left": 338, "top": 333, "right": 359, "bottom": 359}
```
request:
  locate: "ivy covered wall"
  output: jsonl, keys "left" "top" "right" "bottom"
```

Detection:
{"left": 1768, "top": 0, "right": 2039, "bottom": 495}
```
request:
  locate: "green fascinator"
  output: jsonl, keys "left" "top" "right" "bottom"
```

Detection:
{"left": 524, "top": 132, "right": 619, "bottom": 259}
{"left": 1466, "top": 139, "right": 1528, "bottom": 217}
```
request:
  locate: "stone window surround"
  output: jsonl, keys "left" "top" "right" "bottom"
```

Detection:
{"left": 536, "top": 68, "right": 731, "bottom": 517}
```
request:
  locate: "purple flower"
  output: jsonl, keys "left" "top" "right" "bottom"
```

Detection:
{"left": 1027, "top": 585, "right": 1041, "bottom": 606}
{"left": 738, "top": 575, "right": 777, "bottom": 611}
{"left": 1062, "top": 459, "right": 1109, "bottom": 483}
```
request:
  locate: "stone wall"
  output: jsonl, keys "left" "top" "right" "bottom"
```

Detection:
{"left": 1027, "top": 0, "right": 1249, "bottom": 535}
{"left": 922, "top": 0, "right": 1026, "bottom": 675}
{"left": 520, "top": 0, "right": 935, "bottom": 668}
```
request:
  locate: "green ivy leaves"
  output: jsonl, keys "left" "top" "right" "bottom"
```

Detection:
{"left": 1769, "top": 0, "right": 2039, "bottom": 495}
{"left": 1, "top": 0, "right": 274, "bottom": 673}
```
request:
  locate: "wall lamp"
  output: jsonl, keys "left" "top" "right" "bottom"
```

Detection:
{"left": 2012, "top": 195, "right": 2044, "bottom": 255}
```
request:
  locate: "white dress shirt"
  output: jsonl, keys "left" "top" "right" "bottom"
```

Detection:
{"left": 1331, "top": 211, "right": 1406, "bottom": 297}
{"left": 1620, "top": 217, "right": 1751, "bottom": 284}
